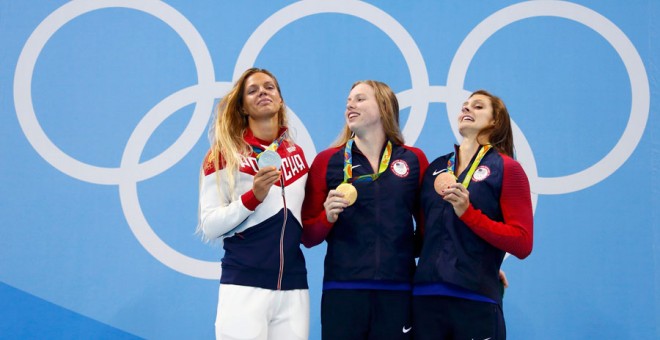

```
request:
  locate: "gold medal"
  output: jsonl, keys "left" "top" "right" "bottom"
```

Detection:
{"left": 434, "top": 172, "right": 457, "bottom": 195}
{"left": 336, "top": 183, "right": 358, "bottom": 206}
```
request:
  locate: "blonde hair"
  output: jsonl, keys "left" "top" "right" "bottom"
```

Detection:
{"left": 333, "top": 80, "right": 404, "bottom": 147}
{"left": 209, "top": 68, "right": 288, "bottom": 197}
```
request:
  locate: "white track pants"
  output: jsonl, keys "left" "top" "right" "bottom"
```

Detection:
{"left": 215, "top": 284, "right": 309, "bottom": 340}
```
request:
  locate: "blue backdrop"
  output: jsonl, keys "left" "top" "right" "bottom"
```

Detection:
{"left": 1, "top": 1, "right": 657, "bottom": 339}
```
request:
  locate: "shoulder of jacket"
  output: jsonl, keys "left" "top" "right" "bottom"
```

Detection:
{"left": 202, "top": 149, "right": 226, "bottom": 176}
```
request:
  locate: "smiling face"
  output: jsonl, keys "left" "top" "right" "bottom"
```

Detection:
{"left": 458, "top": 93, "right": 495, "bottom": 139}
{"left": 242, "top": 72, "right": 283, "bottom": 122}
{"left": 345, "top": 82, "right": 383, "bottom": 136}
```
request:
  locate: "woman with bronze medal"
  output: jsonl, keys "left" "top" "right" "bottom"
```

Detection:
{"left": 412, "top": 90, "right": 534, "bottom": 340}
{"left": 197, "top": 68, "right": 310, "bottom": 340}
{"left": 302, "top": 80, "right": 429, "bottom": 339}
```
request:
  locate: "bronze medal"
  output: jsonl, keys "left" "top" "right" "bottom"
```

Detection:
{"left": 434, "top": 172, "right": 457, "bottom": 195}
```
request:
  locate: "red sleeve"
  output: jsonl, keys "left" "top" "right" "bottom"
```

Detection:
{"left": 459, "top": 156, "right": 534, "bottom": 259}
{"left": 240, "top": 190, "right": 261, "bottom": 211}
{"left": 404, "top": 145, "right": 429, "bottom": 255}
{"left": 301, "top": 149, "right": 336, "bottom": 248}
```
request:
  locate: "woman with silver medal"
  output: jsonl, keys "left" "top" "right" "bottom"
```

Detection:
{"left": 197, "top": 68, "right": 310, "bottom": 340}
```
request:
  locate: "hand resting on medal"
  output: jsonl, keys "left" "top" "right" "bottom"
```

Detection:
{"left": 323, "top": 189, "right": 349, "bottom": 223}
{"left": 440, "top": 183, "right": 470, "bottom": 217}
{"left": 252, "top": 166, "right": 281, "bottom": 202}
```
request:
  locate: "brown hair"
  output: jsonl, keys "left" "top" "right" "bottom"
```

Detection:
{"left": 333, "top": 80, "right": 404, "bottom": 147}
{"left": 472, "top": 89, "right": 514, "bottom": 157}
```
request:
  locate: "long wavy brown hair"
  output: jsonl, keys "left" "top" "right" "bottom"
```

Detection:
{"left": 472, "top": 89, "right": 514, "bottom": 157}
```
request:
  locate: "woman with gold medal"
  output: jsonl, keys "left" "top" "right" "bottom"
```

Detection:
{"left": 301, "top": 80, "right": 429, "bottom": 339}
{"left": 412, "top": 90, "right": 534, "bottom": 340}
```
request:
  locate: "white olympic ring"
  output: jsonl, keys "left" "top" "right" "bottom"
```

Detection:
{"left": 14, "top": 0, "right": 649, "bottom": 279}
{"left": 14, "top": 0, "right": 224, "bottom": 279}
{"left": 445, "top": 0, "right": 649, "bottom": 195}
{"left": 235, "top": 0, "right": 430, "bottom": 146}
{"left": 14, "top": 0, "right": 217, "bottom": 184}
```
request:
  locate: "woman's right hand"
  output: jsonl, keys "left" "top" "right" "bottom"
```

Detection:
{"left": 323, "top": 190, "right": 348, "bottom": 223}
{"left": 252, "top": 166, "right": 281, "bottom": 202}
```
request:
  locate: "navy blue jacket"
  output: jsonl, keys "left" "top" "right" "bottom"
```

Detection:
{"left": 414, "top": 146, "right": 533, "bottom": 304}
{"left": 302, "top": 142, "right": 428, "bottom": 286}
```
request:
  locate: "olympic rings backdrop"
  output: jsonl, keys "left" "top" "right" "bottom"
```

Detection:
{"left": 1, "top": 0, "right": 658, "bottom": 339}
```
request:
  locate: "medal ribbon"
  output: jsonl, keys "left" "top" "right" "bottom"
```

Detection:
{"left": 342, "top": 139, "right": 392, "bottom": 184}
{"left": 447, "top": 144, "right": 492, "bottom": 189}
{"left": 251, "top": 130, "right": 287, "bottom": 159}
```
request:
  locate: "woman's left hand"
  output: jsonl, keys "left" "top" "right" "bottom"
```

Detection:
{"left": 499, "top": 269, "right": 509, "bottom": 289}
{"left": 441, "top": 183, "right": 470, "bottom": 217}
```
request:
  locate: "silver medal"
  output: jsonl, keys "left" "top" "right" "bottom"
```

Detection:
{"left": 257, "top": 150, "right": 282, "bottom": 170}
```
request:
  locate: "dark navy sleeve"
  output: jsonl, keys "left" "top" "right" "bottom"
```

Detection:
{"left": 403, "top": 145, "right": 429, "bottom": 256}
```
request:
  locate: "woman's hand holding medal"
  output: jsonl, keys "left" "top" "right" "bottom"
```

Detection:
{"left": 435, "top": 172, "right": 470, "bottom": 217}
{"left": 325, "top": 138, "right": 390, "bottom": 222}
{"left": 436, "top": 173, "right": 470, "bottom": 217}
{"left": 253, "top": 166, "right": 281, "bottom": 202}
{"left": 252, "top": 149, "right": 283, "bottom": 202}
{"left": 324, "top": 183, "right": 356, "bottom": 223}
{"left": 437, "top": 145, "right": 491, "bottom": 217}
